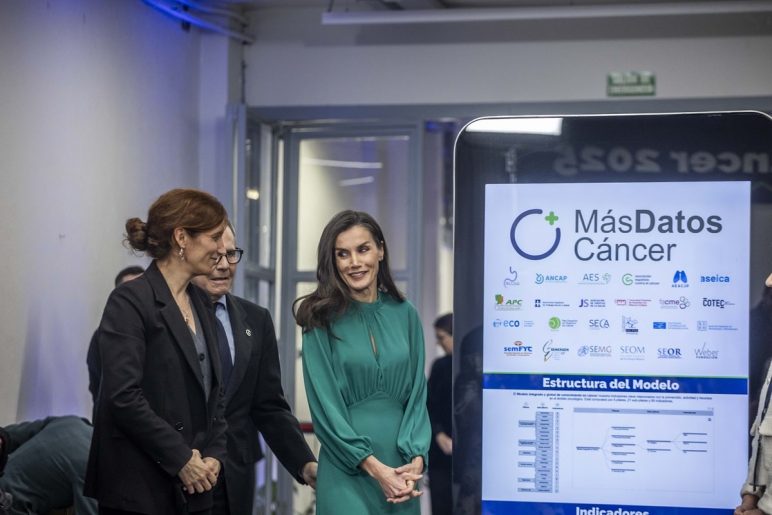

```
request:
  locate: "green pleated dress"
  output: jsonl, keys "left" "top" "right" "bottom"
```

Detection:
{"left": 302, "top": 293, "right": 431, "bottom": 515}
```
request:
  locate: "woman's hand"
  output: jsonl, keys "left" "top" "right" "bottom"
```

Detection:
{"left": 202, "top": 456, "right": 221, "bottom": 479}
{"left": 393, "top": 456, "right": 425, "bottom": 502}
{"left": 361, "top": 455, "right": 422, "bottom": 503}
{"left": 395, "top": 456, "right": 424, "bottom": 476}
{"left": 178, "top": 449, "right": 218, "bottom": 494}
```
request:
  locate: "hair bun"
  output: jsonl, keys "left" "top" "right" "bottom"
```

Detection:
{"left": 125, "top": 217, "right": 149, "bottom": 251}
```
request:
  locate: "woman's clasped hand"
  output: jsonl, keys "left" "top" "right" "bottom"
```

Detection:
{"left": 361, "top": 455, "right": 424, "bottom": 503}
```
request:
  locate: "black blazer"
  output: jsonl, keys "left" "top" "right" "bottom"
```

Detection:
{"left": 220, "top": 294, "right": 316, "bottom": 515}
{"left": 86, "top": 329, "right": 100, "bottom": 409}
{"left": 84, "top": 261, "right": 227, "bottom": 515}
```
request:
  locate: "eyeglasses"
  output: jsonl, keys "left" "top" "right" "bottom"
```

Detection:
{"left": 218, "top": 248, "right": 244, "bottom": 264}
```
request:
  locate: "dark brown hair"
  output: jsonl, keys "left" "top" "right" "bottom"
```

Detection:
{"left": 125, "top": 188, "right": 227, "bottom": 260}
{"left": 433, "top": 313, "right": 453, "bottom": 335}
{"left": 293, "top": 210, "right": 404, "bottom": 331}
{"left": 114, "top": 265, "right": 144, "bottom": 287}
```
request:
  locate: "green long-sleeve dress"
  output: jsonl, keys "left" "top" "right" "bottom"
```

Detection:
{"left": 302, "top": 292, "right": 431, "bottom": 514}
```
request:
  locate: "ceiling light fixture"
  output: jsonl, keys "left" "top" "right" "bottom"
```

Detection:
{"left": 322, "top": 1, "right": 772, "bottom": 25}
{"left": 466, "top": 117, "right": 563, "bottom": 135}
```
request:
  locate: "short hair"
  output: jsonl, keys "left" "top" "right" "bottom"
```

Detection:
{"left": 225, "top": 219, "right": 236, "bottom": 243}
{"left": 124, "top": 189, "right": 227, "bottom": 259}
{"left": 433, "top": 313, "right": 453, "bottom": 335}
{"left": 114, "top": 266, "right": 144, "bottom": 287}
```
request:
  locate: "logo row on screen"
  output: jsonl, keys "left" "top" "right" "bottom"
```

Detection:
{"left": 502, "top": 269, "right": 730, "bottom": 287}
{"left": 500, "top": 340, "right": 721, "bottom": 361}
{"left": 493, "top": 295, "right": 736, "bottom": 311}
{"left": 490, "top": 317, "right": 738, "bottom": 333}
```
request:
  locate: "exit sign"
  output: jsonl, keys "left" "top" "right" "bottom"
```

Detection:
{"left": 607, "top": 71, "right": 656, "bottom": 97}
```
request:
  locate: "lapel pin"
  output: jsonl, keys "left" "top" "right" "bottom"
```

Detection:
{"left": 245, "top": 329, "right": 252, "bottom": 337}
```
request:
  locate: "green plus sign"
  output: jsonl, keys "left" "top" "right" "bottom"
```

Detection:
{"left": 545, "top": 211, "right": 559, "bottom": 225}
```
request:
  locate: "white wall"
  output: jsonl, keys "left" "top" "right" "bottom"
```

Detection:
{"left": 198, "top": 33, "right": 243, "bottom": 213}
{"left": 243, "top": 6, "right": 772, "bottom": 107}
{"left": 0, "top": 0, "right": 236, "bottom": 423}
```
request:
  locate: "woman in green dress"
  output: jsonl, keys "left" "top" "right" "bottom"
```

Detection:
{"left": 294, "top": 210, "right": 431, "bottom": 514}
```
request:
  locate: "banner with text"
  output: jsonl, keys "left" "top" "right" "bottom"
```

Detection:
{"left": 482, "top": 181, "right": 750, "bottom": 514}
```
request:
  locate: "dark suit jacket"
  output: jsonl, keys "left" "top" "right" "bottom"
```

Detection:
{"left": 86, "top": 329, "right": 101, "bottom": 419}
{"left": 220, "top": 294, "right": 315, "bottom": 515}
{"left": 84, "top": 261, "right": 227, "bottom": 515}
{"left": 1, "top": 416, "right": 96, "bottom": 515}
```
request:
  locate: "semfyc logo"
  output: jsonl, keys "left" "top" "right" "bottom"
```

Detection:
{"left": 510, "top": 209, "right": 561, "bottom": 260}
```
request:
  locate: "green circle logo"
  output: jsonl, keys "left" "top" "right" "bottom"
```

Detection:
{"left": 549, "top": 317, "right": 561, "bottom": 329}
{"left": 622, "top": 273, "right": 633, "bottom": 286}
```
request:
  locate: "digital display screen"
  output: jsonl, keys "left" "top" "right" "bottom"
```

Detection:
{"left": 452, "top": 112, "right": 772, "bottom": 515}
{"left": 481, "top": 181, "right": 748, "bottom": 514}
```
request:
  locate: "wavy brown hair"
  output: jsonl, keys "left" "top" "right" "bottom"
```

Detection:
{"left": 293, "top": 210, "right": 404, "bottom": 332}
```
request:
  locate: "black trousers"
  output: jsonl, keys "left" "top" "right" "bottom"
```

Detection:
{"left": 429, "top": 467, "right": 453, "bottom": 515}
{"left": 211, "top": 476, "right": 230, "bottom": 515}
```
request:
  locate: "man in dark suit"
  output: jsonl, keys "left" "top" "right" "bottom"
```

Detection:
{"left": 192, "top": 224, "right": 317, "bottom": 515}
{"left": 0, "top": 416, "right": 97, "bottom": 515}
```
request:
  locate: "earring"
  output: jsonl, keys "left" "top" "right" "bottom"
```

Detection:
{"left": 179, "top": 247, "right": 185, "bottom": 261}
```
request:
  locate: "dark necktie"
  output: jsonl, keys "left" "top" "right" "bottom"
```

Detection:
{"left": 214, "top": 303, "right": 233, "bottom": 391}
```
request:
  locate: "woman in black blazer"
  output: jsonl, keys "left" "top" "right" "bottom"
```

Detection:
{"left": 85, "top": 189, "right": 229, "bottom": 515}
